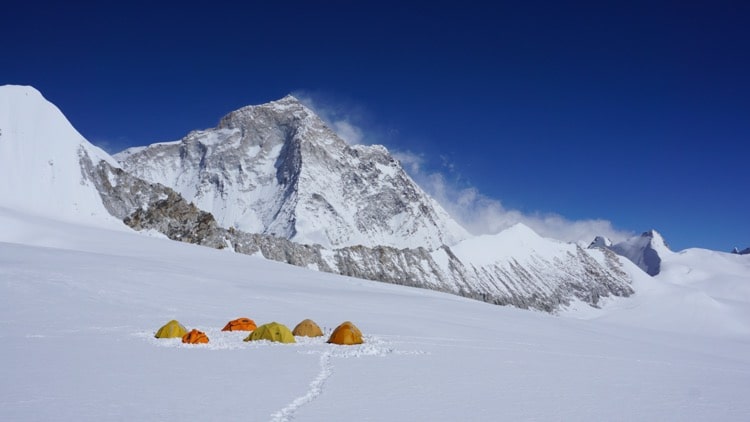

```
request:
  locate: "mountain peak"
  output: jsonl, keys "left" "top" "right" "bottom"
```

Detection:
{"left": 265, "top": 94, "right": 307, "bottom": 110}
{"left": 216, "top": 95, "right": 324, "bottom": 136}
{"left": 500, "top": 222, "right": 542, "bottom": 239}
{"left": 0, "top": 84, "right": 44, "bottom": 99}
{"left": 117, "top": 96, "right": 469, "bottom": 249}
{"left": 640, "top": 229, "right": 672, "bottom": 254}
{"left": 603, "top": 229, "right": 672, "bottom": 276}
{"left": 588, "top": 235, "right": 613, "bottom": 249}
{"left": 279, "top": 93, "right": 301, "bottom": 102}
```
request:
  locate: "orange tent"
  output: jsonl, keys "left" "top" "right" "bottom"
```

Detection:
{"left": 222, "top": 317, "right": 257, "bottom": 332}
{"left": 182, "top": 329, "right": 209, "bottom": 344}
{"left": 327, "top": 321, "right": 363, "bottom": 345}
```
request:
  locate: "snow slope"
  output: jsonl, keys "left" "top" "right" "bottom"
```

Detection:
{"left": 0, "top": 85, "right": 121, "bottom": 227}
{"left": 2, "top": 210, "right": 750, "bottom": 421}
{"left": 115, "top": 95, "right": 469, "bottom": 249}
{"left": 570, "top": 242, "right": 750, "bottom": 338}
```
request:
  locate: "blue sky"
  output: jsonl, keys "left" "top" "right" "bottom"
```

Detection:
{"left": 3, "top": 1, "right": 748, "bottom": 251}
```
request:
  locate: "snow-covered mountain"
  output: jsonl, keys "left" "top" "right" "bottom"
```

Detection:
{"left": 732, "top": 247, "right": 750, "bottom": 255}
{"left": 0, "top": 85, "right": 634, "bottom": 312}
{"left": 0, "top": 85, "right": 121, "bottom": 226}
{"left": 591, "top": 230, "right": 672, "bottom": 276}
{"left": 115, "top": 95, "right": 468, "bottom": 250}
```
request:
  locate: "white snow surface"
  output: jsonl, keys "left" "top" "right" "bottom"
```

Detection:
{"left": 0, "top": 85, "right": 122, "bottom": 228}
{"left": 2, "top": 210, "right": 750, "bottom": 421}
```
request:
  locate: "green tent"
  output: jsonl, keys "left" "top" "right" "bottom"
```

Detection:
{"left": 243, "top": 322, "right": 296, "bottom": 343}
{"left": 155, "top": 320, "right": 188, "bottom": 339}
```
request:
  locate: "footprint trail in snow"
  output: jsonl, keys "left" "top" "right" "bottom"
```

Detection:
{"left": 268, "top": 338, "right": 425, "bottom": 421}
{"left": 269, "top": 351, "right": 333, "bottom": 422}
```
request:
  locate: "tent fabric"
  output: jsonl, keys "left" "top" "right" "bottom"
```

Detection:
{"left": 155, "top": 320, "right": 188, "bottom": 339}
{"left": 327, "top": 321, "right": 363, "bottom": 345}
{"left": 182, "top": 329, "right": 209, "bottom": 344}
{"left": 222, "top": 317, "right": 257, "bottom": 332}
{"left": 243, "top": 322, "right": 296, "bottom": 343}
{"left": 292, "top": 319, "right": 323, "bottom": 337}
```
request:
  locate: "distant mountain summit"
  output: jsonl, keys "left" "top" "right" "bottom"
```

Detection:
{"left": 588, "top": 236, "right": 613, "bottom": 249}
{"left": 589, "top": 230, "right": 672, "bottom": 276}
{"left": 116, "top": 95, "right": 469, "bottom": 249}
{"left": 733, "top": 247, "right": 750, "bottom": 255}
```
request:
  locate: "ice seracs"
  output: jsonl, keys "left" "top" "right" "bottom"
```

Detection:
{"left": 115, "top": 95, "right": 469, "bottom": 250}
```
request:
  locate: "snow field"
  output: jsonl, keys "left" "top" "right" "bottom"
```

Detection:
{"left": 2, "top": 212, "right": 750, "bottom": 421}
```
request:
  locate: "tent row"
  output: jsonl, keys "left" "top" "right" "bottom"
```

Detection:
{"left": 154, "top": 318, "right": 363, "bottom": 346}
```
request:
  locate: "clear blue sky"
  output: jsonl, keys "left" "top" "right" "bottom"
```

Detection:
{"left": 3, "top": 1, "right": 748, "bottom": 251}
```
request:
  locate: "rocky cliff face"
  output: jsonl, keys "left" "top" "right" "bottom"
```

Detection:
{"left": 115, "top": 96, "right": 468, "bottom": 250}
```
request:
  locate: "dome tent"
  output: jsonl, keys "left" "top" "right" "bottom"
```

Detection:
{"left": 292, "top": 319, "right": 324, "bottom": 337}
{"left": 155, "top": 320, "right": 188, "bottom": 339}
{"left": 182, "top": 329, "right": 209, "bottom": 344}
{"left": 327, "top": 321, "right": 363, "bottom": 345}
{"left": 222, "top": 317, "right": 257, "bottom": 332}
{"left": 244, "top": 322, "right": 296, "bottom": 343}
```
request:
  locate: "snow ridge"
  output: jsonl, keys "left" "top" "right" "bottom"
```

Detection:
{"left": 116, "top": 190, "right": 634, "bottom": 312}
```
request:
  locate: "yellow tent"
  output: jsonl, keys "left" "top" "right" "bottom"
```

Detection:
{"left": 292, "top": 319, "right": 324, "bottom": 337}
{"left": 327, "top": 321, "right": 363, "bottom": 345}
{"left": 155, "top": 320, "right": 188, "bottom": 339}
{"left": 244, "top": 322, "right": 296, "bottom": 343}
